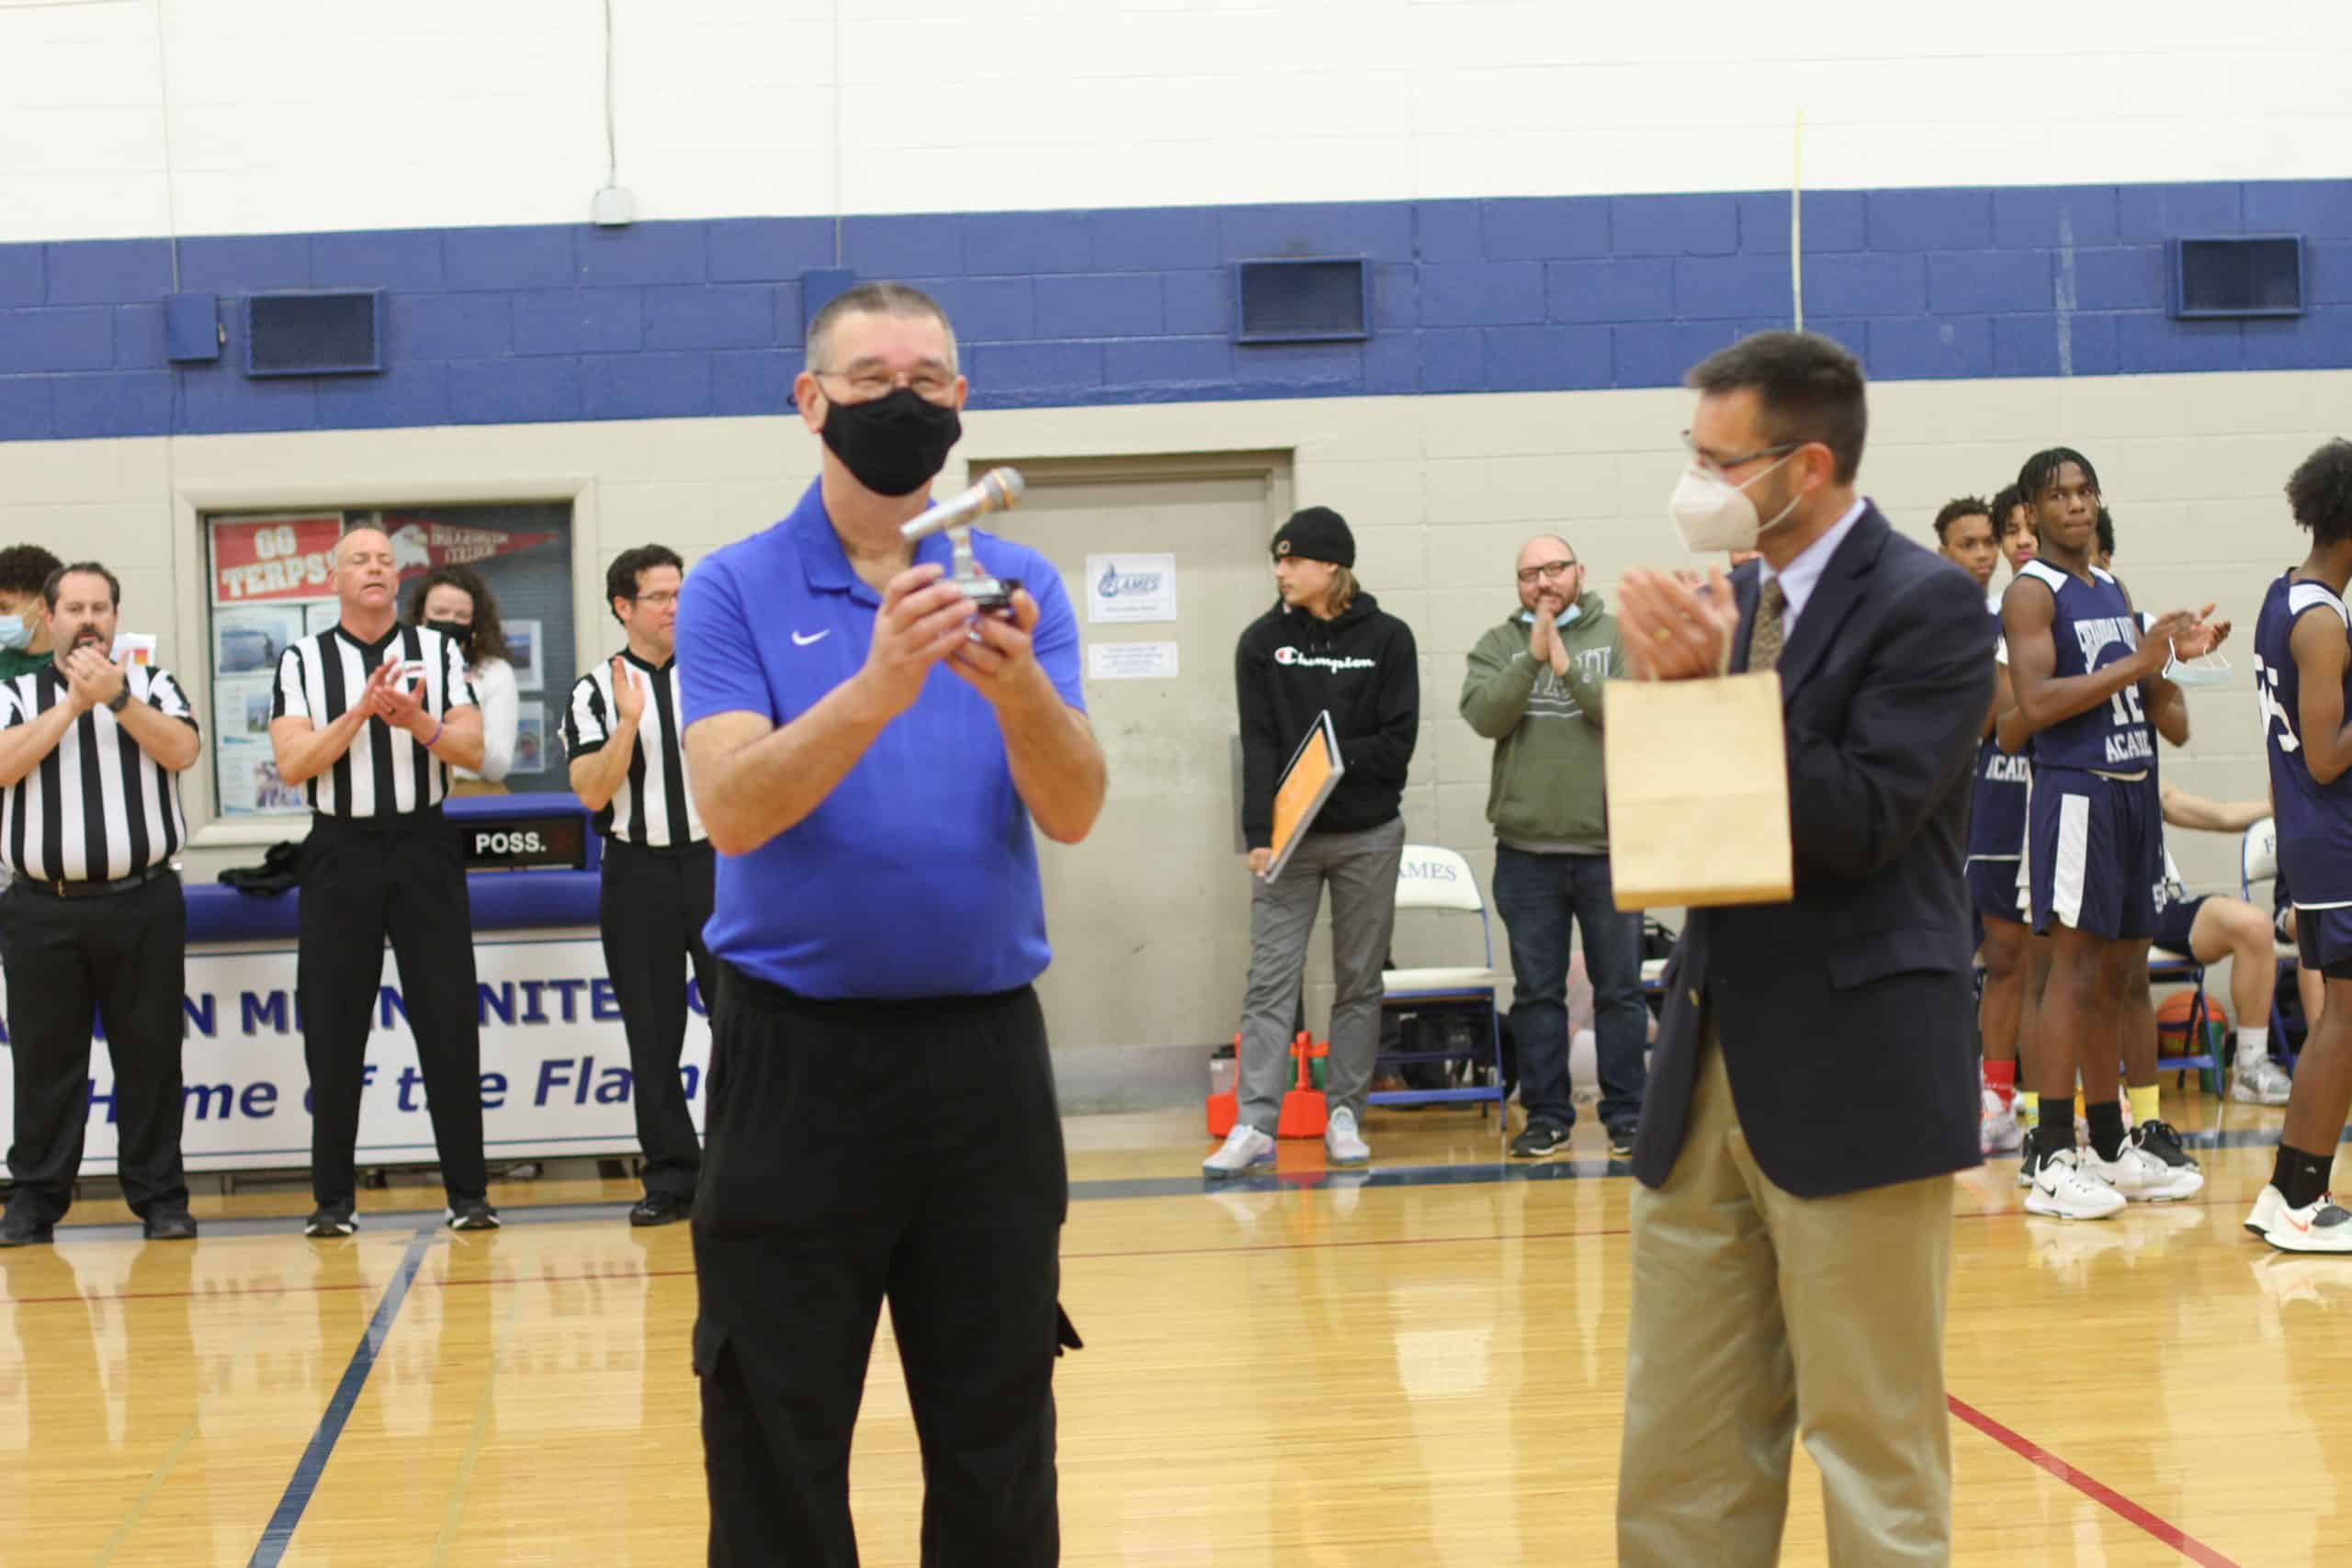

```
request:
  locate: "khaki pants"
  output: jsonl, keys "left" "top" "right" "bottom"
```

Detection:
{"left": 1617, "top": 1028, "right": 1955, "bottom": 1566}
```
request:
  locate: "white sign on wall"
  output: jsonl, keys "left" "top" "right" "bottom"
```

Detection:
{"left": 1085, "top": 553, "right": 1178, "bottom": 624}
{"left": 1088, "top": 642, "right": 1180, "bottom": 681}
{"left": 0, "top": 933, "right": 708, "bottom": 1175}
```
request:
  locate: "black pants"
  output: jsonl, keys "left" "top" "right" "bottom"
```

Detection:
{"left": 599, "top": 837, "right": 715, "bottom": 1201}
{"left": 692, "top": 966, "right": 1075, "bottom": 1567}
{"left": 0, "top": 874, "right": 187, "bottom": 1222}
{"left": 297, "top": 810, "right": 487, "bottom": 1209}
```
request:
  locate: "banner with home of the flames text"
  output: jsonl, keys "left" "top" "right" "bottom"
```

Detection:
{"left": 0, "top": 935, "right": 709, "bottom": 1174}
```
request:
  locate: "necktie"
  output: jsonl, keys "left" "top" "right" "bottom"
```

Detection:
{"left": 1748, "top": 579, "right": 1787, "bottom": 672}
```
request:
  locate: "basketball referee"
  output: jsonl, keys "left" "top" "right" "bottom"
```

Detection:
{"left": 0, "top": 562, "right": 199, "bottom": 1247}
{"left": 562, "top": 543, "right": 710, "bottom": 1228}
{"left": 679, "top": 282, "right": 1105, "bottom": 1564}
{"left": 268, "top": 527, "right": 497, "bottom": 1236}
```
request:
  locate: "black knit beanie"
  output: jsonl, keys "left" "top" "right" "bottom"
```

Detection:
{"left": 1271, "top": 505, "right": 1355, "bottom": 568}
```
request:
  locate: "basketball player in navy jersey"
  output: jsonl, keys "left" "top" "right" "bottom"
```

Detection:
{"left": 2004, "top": 447, "right": 2222, "bottom": 1219}
{"left": 1995, "top": 482, "right": 2036, "bottom": 577}
{"left": 1933, "top": 497, "right": 1999, "bottom": 597}
{"left": 2246, "top": 437, "right": 2352, "bottom": 1251}
{"left": 1980, "top": 480, "right": 2049, "bottom": 1145}
{"left": 1941, "top": 496, "right": 2031, "bottom": 1152}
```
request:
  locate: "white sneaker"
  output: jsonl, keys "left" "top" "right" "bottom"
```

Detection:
{"left": 2246, "top": 1183, "right": 2352, "bottom": 1252}
{"left": 2233, "top": 1058, "right": 2293, "bottom": 1105}
{"left": 1324, "top": 1106, "right": 1370, "bottom": 1167}
{"left": 2023, "top": 1147, "right": 2126, "bottom": 1220}
{"left": 2082, "top": 1142, "right": 2201, "bottom": 1202}
{"left": 1980, "top": 1090, "right": 2024, "bottom": 1156}
{"left": 1204, "top": 1124, "right": 1274, "bottom": 1178}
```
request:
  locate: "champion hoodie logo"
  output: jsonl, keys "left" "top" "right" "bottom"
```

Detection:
{"left": 1274, "top": 647, "right": 1376, "bottom": 671}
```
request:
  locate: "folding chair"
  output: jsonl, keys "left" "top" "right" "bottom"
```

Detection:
{"left": 1373, "top": 845, "right": 1509, "bottom": 1135}
{"left": 2242, "top": 815, "right": 2304, "bottom": 1063}
{"left": 2148, "top": 946, "right": 2221, "bottom": 1096}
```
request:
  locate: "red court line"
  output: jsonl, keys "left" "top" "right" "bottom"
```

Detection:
{"left": 1948, "top": 1395, "right": 2243, "bottom": 1568}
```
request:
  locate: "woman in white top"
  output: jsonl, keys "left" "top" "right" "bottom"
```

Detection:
{"left": 405, "top": 564, "right": 518, "bottom": 795}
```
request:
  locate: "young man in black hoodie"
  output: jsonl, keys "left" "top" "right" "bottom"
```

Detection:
{"left": 1206, "top": 506, "right": 1420, "bottom": 1175}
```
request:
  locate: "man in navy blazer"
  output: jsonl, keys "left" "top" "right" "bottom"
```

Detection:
{"left": 1611, "top": 332, "right": 1994, "bottom": 1567}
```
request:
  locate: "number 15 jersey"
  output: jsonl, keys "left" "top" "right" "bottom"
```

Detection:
{"left": 2011, "top": 558, "right": 2153, "bottom": 773}
{"left": 2256, "top": 568, "right": 2352, "bottom": 909}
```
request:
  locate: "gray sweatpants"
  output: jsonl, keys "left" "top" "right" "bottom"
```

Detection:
{"left": 1237, "top": 817, "right": 1407, "bottom": 1134}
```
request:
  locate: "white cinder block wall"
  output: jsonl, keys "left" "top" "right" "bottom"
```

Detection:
{"left": 6, "top": 0, "right": 2352, "bottom": 243}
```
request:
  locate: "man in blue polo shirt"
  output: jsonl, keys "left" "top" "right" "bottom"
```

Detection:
{"left": 677, "top": 281, "right": 1105, "bottom": 1566}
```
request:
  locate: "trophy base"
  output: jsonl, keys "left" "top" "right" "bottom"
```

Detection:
{"left": 956, "top": 574, "right": 1022, "bottom": 615}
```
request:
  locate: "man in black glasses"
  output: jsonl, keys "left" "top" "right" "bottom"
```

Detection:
{"left": 1460, "top": 535, "right": 1645, "bottom": 1159}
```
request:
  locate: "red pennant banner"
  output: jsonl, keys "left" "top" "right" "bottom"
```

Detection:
{"left": 380, "top": 513, "right": 561, "bottom": 576}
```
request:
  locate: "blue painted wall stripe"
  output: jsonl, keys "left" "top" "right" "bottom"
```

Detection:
{"left": 3, "top": 179, "right": 2348, "bottom": 444}
{"left": 246, "top": 1224, "right": 439, "bottom": 1567}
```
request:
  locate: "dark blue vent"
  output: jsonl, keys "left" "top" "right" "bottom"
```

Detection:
{"left": 244, "top": 289, "right": 384, "bottom": 377}
{"left": 164, "top": 291, "right": 220, "bottom": 363}
{"left": 2171, "top": 236, "right": 2303, "bottom": 319}
{"left": 1235, "top": 257, "right": 1369, "bottom": 344}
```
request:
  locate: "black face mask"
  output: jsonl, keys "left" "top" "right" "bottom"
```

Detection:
{"left": 819, "top": 386, "right": 962, "bottom": 498}
{"left": 425, "top": 618, "right": 472, "bottom": 657}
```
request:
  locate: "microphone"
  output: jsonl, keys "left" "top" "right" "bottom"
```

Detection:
{"left": 899, "top": 468, "right": 1026, "bottom": 542}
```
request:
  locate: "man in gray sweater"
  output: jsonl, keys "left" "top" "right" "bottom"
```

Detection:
{"left": 1460, "top": 536, "right": 1647, "bottom": 1158}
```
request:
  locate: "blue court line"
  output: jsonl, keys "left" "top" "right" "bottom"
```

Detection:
{"left": 245, "top": 1224, "right": 440, "bottom": 1568}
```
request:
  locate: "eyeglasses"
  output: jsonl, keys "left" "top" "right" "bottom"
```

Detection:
{"left": 630, "top": 591, "right": 679, "bottom": 608}
{"left": 1681, "top": 431, "right": 1802, "bottom": 480}
{"left": 1514, "top": 559, "right": 1577, "bottom": 585}
{"left": 811, "top": 367, "right": 958, "bottom": 404}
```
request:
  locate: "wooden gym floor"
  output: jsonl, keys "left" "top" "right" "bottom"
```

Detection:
{"left": 4, "top": 1089, "right": 2347, "bottom": 1566}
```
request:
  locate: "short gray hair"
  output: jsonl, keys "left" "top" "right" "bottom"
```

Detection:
{"left": 807, "top": 281, "right": 959, "bottom": 375}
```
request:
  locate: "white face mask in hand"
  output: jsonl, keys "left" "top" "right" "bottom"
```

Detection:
{"left": 1666, "top": 457, "right": 1801, "bottom": 554}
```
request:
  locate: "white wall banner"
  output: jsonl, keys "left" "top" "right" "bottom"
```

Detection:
{"left": 0, "top": 931, "right": 708, "bottom": 1176}
{"left": 1085, "top": 554, "right": 1178, "bottom": 624}
{"left": 1087, "top": 641, "right": 1181, "bottom": 681}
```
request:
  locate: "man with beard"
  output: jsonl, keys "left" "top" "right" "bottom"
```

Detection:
{"left": 1461, "top": 534, "right": 1645, "bottom": 1159}
{"left": 0, "top": 562, "right": 200, "bottom": 1246}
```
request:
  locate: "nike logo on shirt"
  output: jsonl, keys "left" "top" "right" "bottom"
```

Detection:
{"left": 792, "top": 630, "right": 830, "bottom": 647}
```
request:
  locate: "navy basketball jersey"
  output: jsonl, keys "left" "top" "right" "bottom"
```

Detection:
{"left": 2013, "top": 558, "right": 2153, "bottom": 773}
{"left": 2256, "top": 570, "right": 2352, "bottom": 908}
{"left": 1967, "top": 599, "right": 2030, "bottom": 859}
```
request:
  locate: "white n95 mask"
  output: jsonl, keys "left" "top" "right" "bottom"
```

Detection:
{"left": 1666, "top": 457, "right": 1800, "bottom": 554}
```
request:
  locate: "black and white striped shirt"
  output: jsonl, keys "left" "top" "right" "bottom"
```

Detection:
{"left": 271, "top": 624, "right": 475, "bottom": 818}
{"left": 561, "top": 651, "right": 703, "bottom": 847}
{"left": 0, "top": 663, "right": 196, "bottom": 884}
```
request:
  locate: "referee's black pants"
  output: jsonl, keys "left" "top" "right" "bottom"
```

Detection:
{"left": 598, "top": 837, "right": 715, "bottom": 1202}
{"left": 691, "top": 966, "right": 1078, "bottom": 1567}
{"left": 298, "top": 810, "right": 488, "bottom": 1210}
{"left": 0, "top": 873, "right": 187, "bottom": 1223}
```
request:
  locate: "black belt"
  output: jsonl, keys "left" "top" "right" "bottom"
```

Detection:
{"left": 716, "top": 958, "right": 1031, "bottom": 1019}
{"left": 313, "top": 806, "right": 446, "bottom": 835}
{"left": 15, "top": 864, "right": 175, "bottom": 899}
